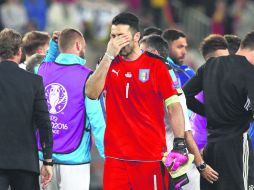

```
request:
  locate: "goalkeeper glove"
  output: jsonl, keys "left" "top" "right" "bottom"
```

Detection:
{"left": 163, "top": 138, "right": 193, "bottom": 189}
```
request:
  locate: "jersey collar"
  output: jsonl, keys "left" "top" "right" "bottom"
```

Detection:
{"left": 55, "top": 53, "right": 86, "bottom": 65}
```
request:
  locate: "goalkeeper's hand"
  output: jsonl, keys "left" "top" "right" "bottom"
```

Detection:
{"left": 164, "top": 138, "right": 188, "bottom": 171}
{"left": 162, "top": 138, "right": 193, "bottom": 189}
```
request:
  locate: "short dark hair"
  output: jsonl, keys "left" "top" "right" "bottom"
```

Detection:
{"left": 200, "top": 34, "right": 228, "bottom": 58}
{"left": 59, "top": 28, "right": 84, "bottom": 52}
{"left": 143, "top": 26, "right": 162, "bottom": 37}
{"left": 139, "top": 34, "right": 168, "bottom": 58}
{"left": 224, "top": 34, "right": 241, "bottom": 54}
{"left": 162, "top": 29, "right": 186, "bottom": 43}
{"left": 22, "top": 31, "right": 50, "bottom": 56}
{"left": 112, "top": 12, "right": 139, "bottom": 32}
{"left": 0, "top": 28, "right": 22, "bottom": 59}
{"left": 240, "top": 31, "right": 254, "bottom": 50}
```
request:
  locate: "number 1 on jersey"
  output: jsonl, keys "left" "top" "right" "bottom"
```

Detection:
{"left": 126, "top": 82, "right": 130, "bottom": 98}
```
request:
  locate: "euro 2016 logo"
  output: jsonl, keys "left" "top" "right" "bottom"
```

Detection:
{"left": 45, "top": 83, "right": 68, "bottom": 114}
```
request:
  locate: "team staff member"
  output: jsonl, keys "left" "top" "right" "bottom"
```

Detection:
{"left": 183, "top": 31, "right": 254, "bottom": 190}
{"left": 86, "top": 12, "right": 188, "bottom": 190}
{"left": 37, "top": 29, "right": 105, "bottom": 190}
{"left": 0, "top": 28, "right": 53, "bottom": 190}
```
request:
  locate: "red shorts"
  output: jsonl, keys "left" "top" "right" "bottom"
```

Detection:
{"left": 103, "top": 157, "right": 170, "bottom": 190}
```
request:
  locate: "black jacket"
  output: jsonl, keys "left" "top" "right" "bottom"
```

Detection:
{"left": 0, "top": 61, "right": 52, "bottom": 173}
{"left": 183, "top": 55, "right": 254, "bottom": 142}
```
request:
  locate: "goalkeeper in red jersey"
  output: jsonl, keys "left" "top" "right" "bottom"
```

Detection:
{"left": 86, "top": 12, "right": 189, "bottom": 190}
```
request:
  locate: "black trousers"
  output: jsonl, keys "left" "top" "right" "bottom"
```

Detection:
{"left": 0, "top": 169, "right": 39, "bottom": 190}
{"left": 201, "top": 134, "right": 254, "bottom": 190}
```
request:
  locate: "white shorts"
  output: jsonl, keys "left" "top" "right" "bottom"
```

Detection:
{"left": 40, "top": 162, "right": 90, "bottom": 190}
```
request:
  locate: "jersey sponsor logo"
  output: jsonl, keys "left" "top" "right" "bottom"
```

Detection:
{"left": 45, "top": 83, "right": 68, "bottom": 114}
{"left": 125, "top": 72, "right": 132, "bottom": 78}
{"left": 112, "top": 69, "right": 120, "bottom": 76}
{"left": 139, "top": 69, "right": 150, "bottom": 83}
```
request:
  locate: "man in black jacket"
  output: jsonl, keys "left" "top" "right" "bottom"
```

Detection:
{"left": 0, "top": 28, "right": 53, "bottom": 190}
{"left": 183, "top": 31, "right": 254, "bottom": 190}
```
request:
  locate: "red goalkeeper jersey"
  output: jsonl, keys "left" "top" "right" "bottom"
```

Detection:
{"left": 104, "top": 52, "right": 177, "bottom": 161}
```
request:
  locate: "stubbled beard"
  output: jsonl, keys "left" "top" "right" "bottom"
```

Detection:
{"left": 172, "top": 57, "right": 182, "bottom": 65}
{"left": 119, "top": 47, "right": 133, "bottom": 57}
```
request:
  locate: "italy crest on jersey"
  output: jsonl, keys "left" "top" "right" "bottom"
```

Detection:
{"left": 139, "top": 69, "right": 150, "bottom": 83}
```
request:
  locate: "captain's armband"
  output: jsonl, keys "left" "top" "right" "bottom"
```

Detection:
{"left": 165, "top": 95, "right": 180, "bottom": 107}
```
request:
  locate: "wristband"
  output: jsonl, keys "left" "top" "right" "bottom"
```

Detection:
{"left": 43, "top": 160, "right": 54, "bottom": 166}
{"left": 105, "top": 52, "right": 114, "bottom": 60}
{"left": 173, "top": 138, "right": 188, "bottom": 155}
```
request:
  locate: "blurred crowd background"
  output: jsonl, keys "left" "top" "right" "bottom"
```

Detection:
{"left": 2, "top": 0, "right": 254, "bottom": 70}
{"left": 1, "top": 0, "right": 254, "bottom": 189}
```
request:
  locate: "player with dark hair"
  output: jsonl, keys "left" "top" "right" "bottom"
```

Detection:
{"left": 200, "top": 34, "right": 229, "bottom": 61}
{"left": 162, "top": 29, "right": 195, "bottom": 89}
{"left": 143, "top": 26, "right": 162, "bottom": 37}
{"left": 139, "top": 34, "right": 168, "bottom": 58}
{"left": 86, "top": 12, "right": 188, "bottom": 190}
{"left": 224, "top": 34, "right": 241, "bottom": 55}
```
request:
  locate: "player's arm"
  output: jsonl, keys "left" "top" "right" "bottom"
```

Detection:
{"left": 85, "top": 95, "right": 106, "bottom": 158}
{"left": 177, "top": 84, "right": 218, "bottom": 182}
{"left": 33, "top": 76, "right": 53, "bottom": 188}
{"left": 183, "top": 65, "right": 205, "bottom": 116}
{"left": 185, "top": 131, "right": 219, "bottom": 183}
{"left": 158, "top": 60, "right": 186, "bottom": 149}
{"left": 165, "top": 93, "right": 218, "bottom": 186}
{"left": 86, "top": 34, "right": 130, "bottom": 99}
{"left": 34, "top": 76, "right": 52, "bottom": 160}
{"left": 159, "top": 62, "right": 191, "bottom": 188}
{"left": 166, "top": 98, "right": 185, "bottom": 138}
{"left": 178, "top": 93, "right": 203, "bottom": 166}
{"left": 34, "top": 32, "right": 60, "bottom": 75}
{"left": 164, "top": 98, "right": 191, "bottom": 189}
{"left": 160, "top": 62, "right": 185, "bottom": 138}
{"left": 43, "top": 31, "right": 61, "bottom": 63}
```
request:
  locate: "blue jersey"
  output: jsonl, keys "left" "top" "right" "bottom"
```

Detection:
{"left": 166, "top": 57, "right": 195, "bottom": 86}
